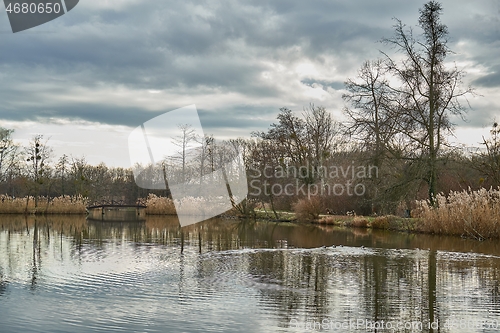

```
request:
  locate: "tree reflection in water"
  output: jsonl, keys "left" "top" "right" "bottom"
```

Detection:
{"left": 0, "top": 215, "right": 500, "bottom": 332}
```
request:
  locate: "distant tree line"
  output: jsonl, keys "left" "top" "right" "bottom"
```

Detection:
{"left": 0, "top": 1, "right": 497, "bottom": 216}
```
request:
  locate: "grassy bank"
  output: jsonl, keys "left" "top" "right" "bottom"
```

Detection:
{"left": 312, "top": 214, "right": 418, "bottom": 232}
{"left": 304, "top": 187, "right": 500, "bottom": 240}
{"left": 1, "top": 187, "right": 499, "bottom": 241}
{"left": 287, "top": 187, "right": 500, "bottom": 240}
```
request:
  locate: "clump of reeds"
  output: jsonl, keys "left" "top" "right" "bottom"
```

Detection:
{"left": 0, "top": 195, "right": 87, "bottom": 214}
{"left": 144, "top": 194, "right": 246, "bottom": 217}
{"left": 144, "top": 194, "right": 177, "bottom": 215}
{"left": 44, "top": 195, "right": 87, "bottom": 214}
{"left": 349, "top": 216, "right": 369, "bottom": 228}
{"left": 292, "top": 196, "right": 323, "bottom": 221}
{"left": 317, "top": 216, "right": 334, "bottom": 224}
{"left": 370, "top": 215, "right": 402, "bottom": 229}
{"left": 370, "top": 216, "right": 390, "bottom": 229}
{"left": 0, "top": 195, "right": 30, "bottom": 214}
{"left": 415, "top": 187, "right": 500, "bottom": 240}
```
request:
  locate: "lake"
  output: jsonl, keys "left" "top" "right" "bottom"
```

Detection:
{"left": 1, "top": 215, "right": 500, "bottom": 332}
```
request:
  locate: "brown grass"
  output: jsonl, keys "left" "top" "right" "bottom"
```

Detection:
{"left": 144, "top": 194, "right": 177, "bottom": 215}
{"left": 370, "top": 216, "right": 390, "bottom": 229}
{"left": 415, "top": 187, "right": 500, "bottom": 240}
{"left": 348, "top": 216, "right": 369, "bottom": 228}
{"left": 317, "top": 215, "right": 345, "bottom": 225}
{"left": 0, "top": 195, "right": 87, "bottom": 214}
{"left": 292, "top": 196, "right": 323, "bottom": 221}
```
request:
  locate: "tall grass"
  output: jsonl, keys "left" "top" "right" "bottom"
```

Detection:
{"left": 144, "top": 194, "right": 245, "bottom": 217}
{"left": 0, "top": 195, "right": 87, "bottom": 214}
{"left": 144, "top": 194, "right": 177, "bottom": 215}
{"left": 415, "top": 187, "right": 500, "bottom": 239}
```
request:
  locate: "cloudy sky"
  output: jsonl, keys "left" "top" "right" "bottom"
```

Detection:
{"left": 0, "top": 0, "right": 499, "bottom": 167}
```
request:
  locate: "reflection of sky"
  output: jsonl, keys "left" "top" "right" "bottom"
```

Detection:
{"left": 1, "top": 0, "right": 499, "bottom": 166}
{"left": 1, "top": 225, "right": 500, "bottom": 332}
{"left": 0, "top": 229, "right": 264, "bottom": 333}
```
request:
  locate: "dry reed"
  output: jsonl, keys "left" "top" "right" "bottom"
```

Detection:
{"left": 415, "top": 187, "right": 500, "bottom": 239}
{"left": 0, "top": 195, "right": 87, "bottom": 214}
{"left": 370, "top": 216, "right": 390, "bottom": 229}
{"left": 144, "top": 194, "right": 177, "bottom": 215}
{"left": 349, "top": 216, "right": 369, "bottom": 228}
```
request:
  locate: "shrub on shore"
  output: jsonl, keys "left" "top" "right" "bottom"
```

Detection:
{"left": 415, "top": 187, "right": 500, "bottom": 240}
{"left": 349, "top": 216, "right": 369, "bottom": 228}
{"left": 370, "top": 216, "right": 390, "bottom": 229}
{"left": 292, "top": 196, "right": 323, "bottom": 221}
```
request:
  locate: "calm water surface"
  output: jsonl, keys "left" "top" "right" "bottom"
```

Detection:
{"left": 1, "top": 215, "right": 500, "bottom": 332}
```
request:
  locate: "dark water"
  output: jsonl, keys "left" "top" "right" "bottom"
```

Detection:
{"left": 1, "top": 215, "right": 500, "bottom": 332}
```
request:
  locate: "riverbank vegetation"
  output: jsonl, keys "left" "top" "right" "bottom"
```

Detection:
{"left": 0, "top": 2, "right": 499, "bottom": 239}
{"left": 0, "top": 195, "right": 87, "bottom": 214}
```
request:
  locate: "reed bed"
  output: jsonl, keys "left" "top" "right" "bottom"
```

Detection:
{"left": 415, "top": 187, "right": 500, "bottom": 240}
{"left": 370, "top": 216, "right": 390, "bottom": 229}
{"left": 0, "top": 195, "right": 87, "bottom": 214}
{"left": 144, "top": 194, "right": 242, "bottom": 217}
{"left": 348, "top": 216, "right": 369, "bottom": 228}
{"left": 144, "top": 194, "right": 177, "bottom": 215}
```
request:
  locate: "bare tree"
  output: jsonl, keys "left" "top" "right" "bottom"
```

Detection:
{"left": 254, "top": 107, "right": 307, "bottom": 166}
{"left": 55, "top": 154, "right": 69, "bottom": 197}
{"left": 472, "top": 122, "right": 500, "bottom": 187}
{"left": 0, "top": 128, "right": 21, "bottom": 195}
{"left": 343, "top": 60, "right": 397, "bottom": 167}
{"left": 172, "top": 124, "right": 197, "bottom": 183}
{"left": 0, "top": 128, "right": 19, "bottom": 180}
{"left": 380, "top": 1, "right": 474, "bottom": 205}
{"left": 303, "top": 104, "right": 339, "bottom": 172}
{"left": 25, "top": 135, "right": 52, "bottom": 209}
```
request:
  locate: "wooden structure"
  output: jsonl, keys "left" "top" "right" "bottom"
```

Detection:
{"left": 86, "top": 200, "right": 147, "bottom": 222}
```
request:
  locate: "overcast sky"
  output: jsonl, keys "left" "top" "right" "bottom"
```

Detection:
{"left": 0, "top": 0, "right": 499, "bottom": 167}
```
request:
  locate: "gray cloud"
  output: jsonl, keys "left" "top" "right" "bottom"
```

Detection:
{"left": 0, "top": 0, "right": 498, "bottom": 135}
{"left": 473, "top": 67, "right": 500, "bottom": 88}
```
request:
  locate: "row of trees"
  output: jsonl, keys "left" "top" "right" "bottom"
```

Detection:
{"left": 0, "top": 130, "right": 152, "bottom": 206}
{"left": 0, "top": 110, "right": 497, "bottom": 215}
{"left": 0, "top": 1, "right": 496, "bottom": 216}
{"left": 244, "top": 1, "right": 494, "bottom": 215}
{"left": 343, "top": 1, "right": 473, "bottom": 207}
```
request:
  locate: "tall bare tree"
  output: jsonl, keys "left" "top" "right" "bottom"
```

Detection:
{"left": 172, "top": 124, "right": 197, "bottom": 183}
{"left": 303, "top": 104, "right": 339, "bottom": 173}
{"left": 343, "top": 60, "right": 397, "bottom": 168}
{"left": 472, "top": 122, "right": 500, "bottom": 187}
{"left": 25, "top": 135, "right": 52, "bottom": 208}
{"left": 0, "top": 128, "right": 20, "bottom": 194}
{"left": 380, "top": 1, "right": 473, "bottom": 205}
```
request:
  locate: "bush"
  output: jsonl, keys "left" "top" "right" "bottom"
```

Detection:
{"left": 371, "top": 216, "right": 390, "bottom": 229}
{"left": 317, "top": 216, "right": 336, "bottom": 224}
{"left": 292, "top": 196, "right": 323, "bottom": 221}
{"left": 349, "top": 216, "right": 369, "bottom": 228}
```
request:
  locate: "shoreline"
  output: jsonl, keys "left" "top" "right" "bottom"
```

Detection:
{"left": 0, "top": 207, "right": 495, "bottom": 241}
